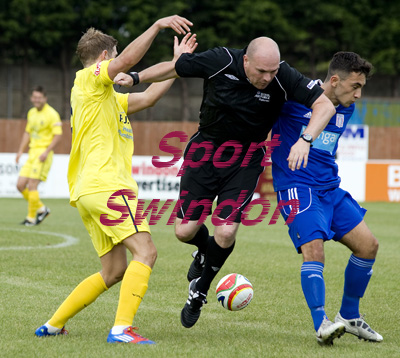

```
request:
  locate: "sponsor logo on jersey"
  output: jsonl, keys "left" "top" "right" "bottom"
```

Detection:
{"left": 255, "top": 91, "right": 270, "bottom": 102}
{"left": 94, "top": 61, "right": 101, "bottom": 76}
{"left": 301, "top": 125, "right": 339, "bottom": 154}
{"left": 303, "top": 111, "right": 312, "bottom": 119}
{"left": 224, "top": 74, "right": 239, "bottom": 81}
{"left": 336, "top": 113, "right": 344, "bottom": 128}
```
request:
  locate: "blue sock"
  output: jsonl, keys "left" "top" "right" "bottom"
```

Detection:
{"left": 340, "top": 254, "right": 375, "bottom": 319}
{"left": 301, "top": 261, "right": 326, "bottom": 331}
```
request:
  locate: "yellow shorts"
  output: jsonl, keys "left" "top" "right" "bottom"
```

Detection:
{"left": 19, "top": 148, "right": 53, "bottom": 181}
{"left": 76, "top": 189, "right": 151, "bottom": 257}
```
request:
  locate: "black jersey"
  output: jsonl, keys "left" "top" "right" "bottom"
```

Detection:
{"left": 175, "top": 47, "right": 323, "bottom": 146}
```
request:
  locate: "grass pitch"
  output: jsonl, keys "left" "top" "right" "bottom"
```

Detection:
{"left": 0, "top": 198, "right": 399, "bottom": 358}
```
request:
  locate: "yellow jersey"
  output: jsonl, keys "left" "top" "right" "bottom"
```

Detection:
{"left": 26, "top": 103, "right": 62, "bottom": 149}
{"left": 68, "top": 59, "right": 135, "bottom": 206}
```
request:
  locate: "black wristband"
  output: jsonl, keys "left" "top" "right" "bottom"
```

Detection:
{"left": 128, "top": 72, "right": 140, "bottom": 86}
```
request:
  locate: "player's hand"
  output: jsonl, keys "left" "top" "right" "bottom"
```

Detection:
{"left": 155, "top": 15, "right": 193, "bottom": 35}
{"left": 173, "top": 33, "right": 198, "bottom": 61}
{"left": 114, "top": 73, "right": 133, "bottom": 87}
{"left": 287, "top": 139, "right": 311, "bottom": 171}
{"left": 39, "top": 152, "right": 48, "bottom": 162}
{"left": 15, "top": 152, "right": 22, "bottom": 164}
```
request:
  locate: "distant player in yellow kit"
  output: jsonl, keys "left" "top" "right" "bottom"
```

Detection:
{"left": 34, "top": 16, "right": 197, "bottom": 344}
{"left": 16, "top": 86, "right": 62, "bottom": 226}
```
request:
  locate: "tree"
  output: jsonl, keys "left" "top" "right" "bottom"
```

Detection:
{"left": 365, "top": 2, "right": 400, "bottom": 96}
{"left": 278, "top": 0, "right": 366, "bottom": 77}
{"left": 1, "top": 0, "right": 400, "bottom": 120}
{"left": 0, "top": 0, "right": 79, "bottom": 118}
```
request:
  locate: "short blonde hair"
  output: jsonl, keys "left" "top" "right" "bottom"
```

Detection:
{"left": 76, "top": 28, "right": 118, "bottom": 67}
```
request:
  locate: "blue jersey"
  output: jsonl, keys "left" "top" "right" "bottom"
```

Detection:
{"left": 271, "top": 99, "right": 355, "bottom": 191}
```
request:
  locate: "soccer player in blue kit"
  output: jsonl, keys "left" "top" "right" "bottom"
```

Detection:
{"left": 271, "top": 52, "right": 382, "bottom": 345}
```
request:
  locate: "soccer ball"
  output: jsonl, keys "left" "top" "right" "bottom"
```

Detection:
{"left": 216, "top": 273, "right": 253, "bottom": 311}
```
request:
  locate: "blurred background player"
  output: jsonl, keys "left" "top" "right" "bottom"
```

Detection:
{"left": 15, "top": 86, "right": 62, "bottom": 226}
{"left": 34, "top": 16, "right": 197, "bottom": 344}
{"left": 135, "top": 36, "right": 336, "bottom": 328}
{"left": 271, "top": 52, "right": 382, "bottom": 345}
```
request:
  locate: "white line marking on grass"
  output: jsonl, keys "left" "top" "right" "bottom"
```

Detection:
{"left": 0, "top": 228, "right": 79, "bottom": 250}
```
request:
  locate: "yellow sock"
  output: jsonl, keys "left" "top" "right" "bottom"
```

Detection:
{"left": 114, "top": 261, "right": 152, "bottom": 327}
{"left": 38, "top": 200, "right": 45, "bottom": 210}
{"left": 21, "top": 188, "right": 29, "bottom": 201}
{"left": 48, "top": 272, "right": 108, "bottom": 328}
{"left": 28, "top": 190, "right": 40, "bottom": 220}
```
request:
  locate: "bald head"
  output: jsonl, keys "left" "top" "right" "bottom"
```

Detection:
{"left": 246, "top": 37, "right": 280, "bottom": 62}
{"left": 243, "top": 37, "right": 281, "bottom": 90}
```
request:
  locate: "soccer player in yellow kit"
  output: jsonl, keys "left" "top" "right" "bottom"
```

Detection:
{"left": 16, "top": 86, "right": 62, "bottom": 226}
{"left": 35, "top": 16, "right": 197, "bottom": 344}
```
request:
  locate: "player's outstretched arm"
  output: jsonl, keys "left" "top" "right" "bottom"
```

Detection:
{"left": 115, "top": 34, "right": 198, "bottom": 114}
{"left": 287, "top": 93, "right": 335, "bottom": 171}
{"left": 125, "top": 78, "right": 176, "bottom": 115}
{"left": 108, "top": 15, "right": 193, "bottom": 80}
{"left": 114, "top": 33, "right": 197, "bottom": 87}
{"left": 137, "top": 32, "right": 197, "bottom": 84}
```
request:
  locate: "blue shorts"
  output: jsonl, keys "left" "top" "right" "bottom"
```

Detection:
{"left": 277, "top": 186, "right": 366, "bottom": 253}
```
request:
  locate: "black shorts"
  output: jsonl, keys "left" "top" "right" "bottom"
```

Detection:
{"left": 177, "top": 132, "right": 265, "bottom": 223}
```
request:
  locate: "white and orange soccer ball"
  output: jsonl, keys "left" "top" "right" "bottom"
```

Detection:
{"left": 216, "top": 273, "right": 253, "bottom": 311}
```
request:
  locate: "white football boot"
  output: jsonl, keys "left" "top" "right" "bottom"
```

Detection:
{"left": 335, "top": 312, "right": 383, "bottom": 342}
{"left": 316, "top": 317, "right": 345, "bottom": 345}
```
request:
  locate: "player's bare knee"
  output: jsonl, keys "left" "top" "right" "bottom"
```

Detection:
{"left": 301, "top": 240, "right": 324, "bottom": 262}
{"left": 175, "top": 225, "right": 195, "bottom": 242}
{"left": 347, "top": 229, "right": 379, "bottom": 259}
{"left": 369, "top": 236, "right": 379, "bottom": 256}
{"left": 113, "top": 271, "right": 125, "bottom": 284}
{"left": 358, "top": 236, "right": 379, "bottom": 259}
{"left": 16, "top": 177, "right": 27, "bottom": 192}
{"left": 145, "top": 244, "right": 158, "bottom": 265}
{"left": 375, "top": 237, "right": 379, "bottom": 251}
{"left": 175, "top": 227, "right": 188, "bottom": 242}
{"left": 102, "top": 267, "right": 126, "bottom": 287}
{"left": 215, "top": 227, "right": 236, "bottom": 248}
{"left": 136, "top": 241, "right": 157, "bottom": 267}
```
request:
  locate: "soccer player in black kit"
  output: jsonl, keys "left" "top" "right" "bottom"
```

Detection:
{"left": 136, "top": 36, "right": 336, "bottom": 329}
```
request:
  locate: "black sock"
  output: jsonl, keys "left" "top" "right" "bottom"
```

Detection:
{"left": 196, "top": 236, "right": 235, "bottom": 295}
{"left": 184, "top": 224, "right": 209, "bottom": 253}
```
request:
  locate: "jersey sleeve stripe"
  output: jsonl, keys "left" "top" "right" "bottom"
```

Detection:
{"left": 274, "top": 77, "right": 288, "bottom": 101}
{"left": 208, "top": 47, "right": 233, "bottom": 79}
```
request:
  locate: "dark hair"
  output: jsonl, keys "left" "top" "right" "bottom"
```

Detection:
{"left": 31, "top": 85, "right": 46, "bottom": 96}
{"left": 76, "top": 27, "right": 118, "bottom": 67}
{"left": 327, "top": 52, "right": 373, "bottom": 80}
